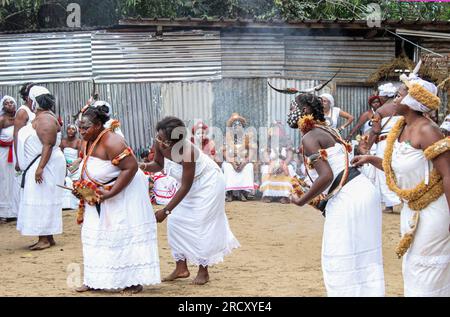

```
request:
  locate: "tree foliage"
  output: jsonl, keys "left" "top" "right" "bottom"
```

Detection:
{"left": 1, "top": 0, "right": 449, "bottom": 30}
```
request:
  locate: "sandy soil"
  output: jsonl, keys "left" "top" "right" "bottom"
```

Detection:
{"left": 0, "top": 201, "right": 404, "bottom": 297}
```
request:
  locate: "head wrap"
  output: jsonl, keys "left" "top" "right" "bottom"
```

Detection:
{"left": 319, "top": 93, "right": 335, "bottom": 108}
{"left": 0, "top": 95, "right": 17, "bottom": 115}
{"left": 91, "top": 100, "right": 112, "bottom": 116}
{"left": 378, "top": 83, "right": 397, "bottom": 98}
{"left": 226, "top": 113, "right": 247, "bottom": 128}
{"left": 67, "top": 123, "right": 79, "bottom": 134}
{"left": 368, "top": 95, "right": 381, "bottom": 106}
{"left": 440, "top": 114, "right": 450, "bottom": 132}
{"left": 28, "top": 86, "right": 51, "bottom": 110}
{"left": 192, "top": 121, "right": 208, "bottom": 134}
{"left": 399, "top": 73, "right": 440, "bottom": 113}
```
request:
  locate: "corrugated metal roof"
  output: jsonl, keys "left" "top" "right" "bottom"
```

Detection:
{"left": 0, "top": 32, "right": 92, "bottom": 84}
{"left": 285, "top": 36, "right": 395, "bottom": 82}
{"left": 92, "top": 30, "right": 222, "bottom": 83}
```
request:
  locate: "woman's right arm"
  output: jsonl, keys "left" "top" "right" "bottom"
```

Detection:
{"left": 140, "top": 142, "right": 164, "bottom": 173}
{"left": 351, "top": 155, "right": 383, "bottom": 170}
{"left": 347, "top": 112, "right": 368, "bottom": 140}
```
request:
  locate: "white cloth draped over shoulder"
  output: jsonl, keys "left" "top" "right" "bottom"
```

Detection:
{"left": 165, "top": 150, "right": 240, "bottom": 266}
{"left": 375, "top": 116, "right": 402, "bottom": 208}
{"left": 0, "top": 125, "right": 15, "bottom": 218}
{"left": 16, "top": 124, "right": 65, "bottom": 236}
{"left": 308, "top": 143, "right": 385, "bottom": 297}
{"left": 81, "top": 156, "right": 160, "bottom": 290}
{"left": 392, "top": 140, "right": 450, "bottom": 297}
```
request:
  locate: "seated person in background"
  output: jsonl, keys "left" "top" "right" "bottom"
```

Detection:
{"left": 191, "top": 121, "right": 219, "bottom": 165}
{"left": 222, "top": 113, "right": 257, "bottom": 202}
{"left": 259, "top": 121, "right": 293, "bottom": 204}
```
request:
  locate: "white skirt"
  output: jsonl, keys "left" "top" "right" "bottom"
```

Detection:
{"left": 167, "top": 167, "right": 240, "bottom": 266}
{"left": 375, "top": 139, "right": 401, "bottom": 207}
{"left": 16, "top": 150, "right": 66, "bottom": 236}
{"left": 81, "top": 171, "right": 161, "bottom": 290}
{"left": 322, "top": 174, "right": 385, "bottom": 297}
{"left": 222, "top": 162, "right": 254, "bottom": 191}
{"left": 0, "top": 147, "right": 15, "bottom": 218}
{"left": 401, "top": 195, "right": 450, "bottom": 297}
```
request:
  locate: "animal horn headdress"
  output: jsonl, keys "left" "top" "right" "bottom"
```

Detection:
{"left": 267, "top": 70, "right": 340, "bottom": 95}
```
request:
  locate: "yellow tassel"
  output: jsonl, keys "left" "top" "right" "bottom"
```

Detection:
{"left": 395, "top": 232, "right": 414, "bottom": 258}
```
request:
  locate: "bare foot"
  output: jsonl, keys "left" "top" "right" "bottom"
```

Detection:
{"left": 162, "top": 269, "right": 190, "bottom": 282}
{"left": 280, "top": 197, "right": 290, "bottom": 204}
{"left": 122, "top": 285, "right": 143, "bottom": 294}
{"left": 48, "top": 237, "right": 56, "bottom": 246}
{"left": 75, "top": 285, "right": 92, "bottom": 293}
{"left": 29, "top": 241, "right": 51, "bottom": 251}
{"left": 383, "top": 206, "right": 394, "bottom": 214}
{"left": 192, "top": 271, "right": 209, "bottom": 285}
{"left": 0, "top": 218, "right": 7, "bottom": 224}
{"left": 262, "top": 197, "right": 272, "bottom": 203}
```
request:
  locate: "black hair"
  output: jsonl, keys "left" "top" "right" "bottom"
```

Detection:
{"left": 296, "top": 93, "right": 326, "bottom": 122}
{"left": 140, "top": 149, "right": 150, "bottom": 159}
{"left": 156, "top": 116, "right": 187, "bottom": 143}
{"left": 19, "top": 82, "right": 35, "bottom": 102}
{"left": 35, "top": 94, "right": 56, "bottom": 111}
{"left": 82, "top": 105, "right": 110, "bottom": 125}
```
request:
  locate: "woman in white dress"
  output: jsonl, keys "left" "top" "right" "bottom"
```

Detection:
{"left": 319, "top": 93, "right": 354, "bottom": 132}
{"left": 0, "top": 96, "right": 17, "bottom": 223}
{"left": 289, "top": 94, "right": 385, "bottom": 297}
{"left": 141, "top": 116, "right": 240, "bottom": 285}
{"left": 60, "top": 124, "right": 81, "bottom": 210}
{"left": 16, "top": 86, "right": 66, "bottom": 250}
{"left": 75, "top": 104, "right": 160, "bottom": 293}
{"left": 353, "top": 74, "right": 450, "bottom": 297}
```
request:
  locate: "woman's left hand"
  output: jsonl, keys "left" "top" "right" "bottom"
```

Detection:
{"left": 154, "top": 209, "right": 167, "bottom": 223}
{"left": 97, "top": 187, "right": 112, "bottom": 203}
{"left": 35, "top": 167, "right": 44, "bottom": 184}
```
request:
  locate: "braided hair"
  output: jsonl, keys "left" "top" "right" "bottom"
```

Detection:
{"left": 82, "top": 105, "right": 110, "bottom": 125}
{"left": 287, "top": 93, "right": 326, "bottom": 129}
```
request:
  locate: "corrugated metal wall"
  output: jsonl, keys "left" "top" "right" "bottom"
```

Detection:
{"left": 160, "top": 81, "right": 213, "bottom": 127}
{"left": 0, "top": 32, "right": 92, "bottom": 84}
{"left": 221, "top": 32, "right": 285, "bottom": 78}
{"left": 285, "top": 36, "right": 395, "bottom": 82}
{"left": 212, "top": 78, "right": 267, "bottom": 134}
{"left": 336, "top": 84, "right": 375, "bottom": 139}
{"left": 92, "top": 30, "right": 222, "bottom": 83}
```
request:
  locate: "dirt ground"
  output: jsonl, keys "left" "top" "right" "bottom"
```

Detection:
{"left": 0, "top": 201, "right": 404, "bottom": 297}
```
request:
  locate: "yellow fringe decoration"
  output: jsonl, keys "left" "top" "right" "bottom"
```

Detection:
{"left": 383, "top": 118, "right": 446, "bottom": 257}
{"left": 424, "top": 137, "right": 450, "bottom": 161}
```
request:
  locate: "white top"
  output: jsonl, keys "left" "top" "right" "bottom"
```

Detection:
{"left": 16, "top": 105, "right": 35, "bottom": 123}
{"left": 0, "top": 125, "right": 14, "bottom": 142}
{"left": 324, "top": 107, "right": 341, "bottom": 129}
{"left": 380, "top": 115, "right": 402, "bottom": 135}
{"left": 63, "top": 147, "right": 79, "bottom": 164}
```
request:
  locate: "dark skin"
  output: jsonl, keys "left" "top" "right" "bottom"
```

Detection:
{"left": 347, "top": 99, "right": 382, "bottom": 141}
{"left": 366, "top": 96, "right": 397, "bottom": 151}
{"left": 75, "top": 116, "right": 141, "bottom": 294}
{"left": 28, "top": 109, "right": 61, "bottom": 250}
{"left": 13, "top": 97, "right": 33, "bottom": 171}
{"left": 60, "top": 126, "right": 82, "bottom": 171}
{"left": 140, "top": 130, "right": 210, "bottom": 285}
{"left": 0, "top": 99, "right": 16, "bottom": 134}
{"left": 352, "top": 85, "right": 450, "bottom": 230}
{"left": 290, "top": 105, "right": 336, "bottom": 207}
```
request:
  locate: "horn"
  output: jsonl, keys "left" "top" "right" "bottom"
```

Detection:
{"left": 267, "top": 82, "right": 300, "bottom": 94}
{"left": 412, "top": 60, "right": 422, "bottom": 76}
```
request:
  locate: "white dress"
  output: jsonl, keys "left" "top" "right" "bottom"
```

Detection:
{"left": 0, "top": 125, "right": 15, "bottom": 218}
{"left": 310, "top": 144, "right": 385, "bottom": 297}
{"left": 12, "top": 106, "right": 36, "bottom": 218}
{"left": 81, "top": 157, "right": 160, "bottom": 289}
{"left": 375, "top": 116, "right": 401, "bottom": 207}
{"left": 325, "top": 107, "right": 341, "bottom": 129}
{"left": 392, "top": 140, "right": 450, "bottom": 297}
{"left": 16, "top": 124, "right": 66, "bottom": 236}
{"left": 165, "top": 150, "right": 240, "bottom": 266}
{"left": 222, "top": 162, "right": 255, "bottom": 192}
{"left": 62, "top": 147, "right": 80, "bottom": 210}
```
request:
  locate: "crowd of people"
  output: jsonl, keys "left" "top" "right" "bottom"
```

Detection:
{"left": 0, "top": 64, "right": 449, "bottom": 296}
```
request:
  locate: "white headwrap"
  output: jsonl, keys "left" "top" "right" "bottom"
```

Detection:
{"left": 0, "top": 95, "right": 17, "bottom": 115}
{"left": 92, "top": 100, "right": 112, "bottom": 116}
{"left": 400, "top": 73, "right": 439, "bottom": 113}
{"left": 440, "top": 114, "right": 450, "bottom": 132}
{"left": 28, "top": 86, "right": 50, "bottom": 110}
{"left": 378, "top": 83, "right": 397, "bottom": 97}
{"left": 319, "top": 93, "right": 335, "bottom": 108}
